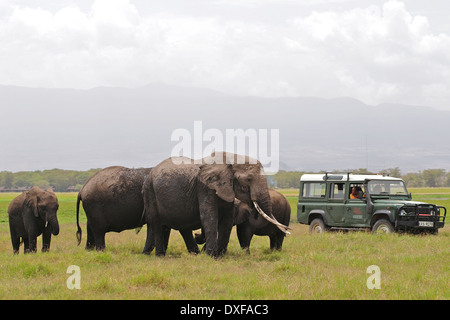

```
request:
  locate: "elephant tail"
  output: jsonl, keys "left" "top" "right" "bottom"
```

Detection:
{"left": 135, "top": 206, "right": 146, "bottom": 234}
{"left": 76, "top": 193, "right": 82, "bottom": 246}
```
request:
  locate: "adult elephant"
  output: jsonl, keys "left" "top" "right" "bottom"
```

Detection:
{"left": 195, "top": 189, "right": 291, "bottom": 253}
{"left": 76, "top": 166, "right": 152, "bottom": 251}
{"left": 8, "top": 186, "right": 60, "bottom": 254}
{"left": 142, "top": 152, "right": 290, "bottom": 257}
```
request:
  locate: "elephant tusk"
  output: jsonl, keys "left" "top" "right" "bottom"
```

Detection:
{"left": 253, "top": 201, "right": 292, "bottom": 235}
{"left": 45, "top": 221, "right": 48, "bottom": 228}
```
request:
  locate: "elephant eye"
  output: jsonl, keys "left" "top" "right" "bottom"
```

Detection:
{"left": 241, "top": 185, "right": 249, "bottom": 192}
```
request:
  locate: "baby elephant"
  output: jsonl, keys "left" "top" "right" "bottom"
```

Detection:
{"left": 196, "top": 189, "right": 291, "bottom": 253}
{"left": 234, "top": 189, "right": 291, "bottom": 252}
{"left": 8, "top": 186, "right": 60, "bottom": 254}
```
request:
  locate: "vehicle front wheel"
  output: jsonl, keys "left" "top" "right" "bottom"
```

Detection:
{"left": 372, "top": 219, "right": 394, "bottom": 234}
{"left": 309, "top": 218, "right": 327, "bottom": 234}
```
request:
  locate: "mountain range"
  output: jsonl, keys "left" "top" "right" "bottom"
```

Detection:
{"left": 1, "top": 84, "right": 449, "bottom": 173}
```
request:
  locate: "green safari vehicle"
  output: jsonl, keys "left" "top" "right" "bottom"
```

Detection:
{"left": 297, "top": 173, "right": 447, "bottom": 234}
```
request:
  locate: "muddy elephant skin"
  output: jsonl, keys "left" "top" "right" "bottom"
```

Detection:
{"left": 76, "top": 166, "right": 152, "bottom": 251}
{"left": 142, "top": 152, "right": 274, "bottom": 258}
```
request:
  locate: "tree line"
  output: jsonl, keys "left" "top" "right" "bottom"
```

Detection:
{"left": 0, "top": 169, "right": 101, "bottom": 192}
{"left": 1, "top": 167, "right": 450, "bottom": 192}
{"left": 268, "top": 168, "right": 450, "bottom": 189}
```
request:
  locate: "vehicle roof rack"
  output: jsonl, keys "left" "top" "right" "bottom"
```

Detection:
{"left": 323, "top": 172, "right": 351, "bottom": 181}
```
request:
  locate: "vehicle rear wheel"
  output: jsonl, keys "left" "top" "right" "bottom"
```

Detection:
{"left": 372, "top": 219, "right": 394, "bottom": 234}
{"left": 309, "top": 218, "right": 327, "bottom": 234}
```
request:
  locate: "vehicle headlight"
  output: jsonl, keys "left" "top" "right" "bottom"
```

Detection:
{"left": 400, "top": 209, "right": 407, "bottom": 216}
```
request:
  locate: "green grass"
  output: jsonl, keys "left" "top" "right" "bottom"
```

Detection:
{"left": 0, "top": 190, "right": 449, "bottom": 300}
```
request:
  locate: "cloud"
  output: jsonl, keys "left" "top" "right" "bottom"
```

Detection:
{"left": 0, "top": 0, "right": 449, "bottom": 109}
{"left": 286, "top": 1, "right": 450, "bottom": 107}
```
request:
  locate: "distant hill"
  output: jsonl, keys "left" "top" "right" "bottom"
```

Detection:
{"left": 1, "top": 84, "right": 449, "bottom": 173}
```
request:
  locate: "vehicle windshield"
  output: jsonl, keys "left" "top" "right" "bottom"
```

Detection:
{"left": 368, "top": 180, "right": 408, "bottom": 196}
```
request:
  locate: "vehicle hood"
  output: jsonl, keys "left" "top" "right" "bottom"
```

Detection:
{"left": 372, "top": 199, "right": 430, "bottom": 207}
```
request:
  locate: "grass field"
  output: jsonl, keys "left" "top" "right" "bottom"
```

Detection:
{"left": 0, "top": 189, "right": 449, "bottom": 300}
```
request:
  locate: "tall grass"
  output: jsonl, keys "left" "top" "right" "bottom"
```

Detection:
{"left": 0, "top": 191, "right": 449, "bottom": 300}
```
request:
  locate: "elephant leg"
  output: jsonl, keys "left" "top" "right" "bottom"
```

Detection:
{"left": 270, "top": 234, "right": 284, "bottom": 251}
{"left": 236, "top": 222, "right": 253, "bottom": 254}
{"left": 27, "top": 236, "right": 38, "bottom": 253}
{"left": 9, "top": 226, "right": 21, "bottom": 254}
{"left": 23, "top": 236, "right": 29, "bottom": 253}
{"left": 163, "top": 226, "right": 171, "bottom": 252}
{"left": 94, "top": 232, "right": 106, "bottom": 251}
{"left": 142, "top": 224, "right": 155, "bottom": 255}
{"left": 42, "top": 230, "right": 51, "bottom": 252}
{"left": 217, "top": 209, "right": 234, "bottom": 256}
{"left": 198, "top": 189, "right": 219, "bottom": 257}
{"left": 179, "top": 229, "right": 200, "bottom": 254}
{"left": 85, "top": 224, "right": 96, "bottom": 250}
{"left": 152, "top": 220, "right": 167, "bottom": 257}
{"left": 269, "top": 236, "right": 276, "bottom": 250}
{"left": 194, "top": 228, "right": 206, "bottom": 245}
{"left": 142, "top": 225, "right": 170, "bottom": 255}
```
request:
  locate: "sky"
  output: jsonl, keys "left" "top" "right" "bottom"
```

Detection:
{"left": 0, "top": 0, "right": 450, "bottom": 110}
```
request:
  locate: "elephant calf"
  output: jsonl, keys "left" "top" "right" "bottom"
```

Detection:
{"left": 8, "top": 186, "right": 60, "bottom": 254}
{"left": 235, "top": 189, "right": 291, "bottom": 252}
{"left": 196, "top": 189, "right": 291, "bottom": 253}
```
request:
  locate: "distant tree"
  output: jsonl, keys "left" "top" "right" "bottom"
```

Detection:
{"left": 35, "top": 180, "right": 51, "bottom": 189}
{"left": 352, "top": 168, "right": 370, "bottom": 174}
{"left": 445, "top": 172, "right": 450, "bottom": 187}
{"left": 422, "top": 169, "right": 446, "bottom": 187}
{"left": 13, "top": 174, "right": 30, "bottom": 187}
{"left": 3, "top": 172, "right": 14, "bottom": 188}
{"left": 271, "top": 170, "right": 304, "bottom": 188}
{"left": 402, "top": 172, "right": 424, "bottom": 187}
{"left": 380, "top": 167, "right": 401, "bottom": 178}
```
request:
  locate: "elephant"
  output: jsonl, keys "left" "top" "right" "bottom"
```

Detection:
{"left": 235, "top": 188, "right": 291, "bottom": 252}
{"left": 8, "top": 186, "right": 60, "bottom": 254}
{"left": 142, "top": 152, "right": 290, "bottom": 258}
{"left": 76, "top": 166, "right": 152, "bottom": 251}
{"left": 195, "top": 189, "right": 291, "bottom": 253}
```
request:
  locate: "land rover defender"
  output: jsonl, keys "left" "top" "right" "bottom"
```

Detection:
{"left": 297, "top": 173, "right": 447, "bottom": 234}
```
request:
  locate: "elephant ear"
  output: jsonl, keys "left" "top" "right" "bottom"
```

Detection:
{"left": 198, "top": 164, "right": 235, "bottom": 203}
{"left": 24, "top": 187, "right": 40, "bottom": 218}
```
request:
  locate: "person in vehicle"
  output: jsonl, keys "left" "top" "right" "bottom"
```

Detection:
{"left": 350, "top": 186, "right": 364, "bottom": 199}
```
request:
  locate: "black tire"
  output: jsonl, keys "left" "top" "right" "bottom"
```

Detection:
{"left": 372, "top": 219, "right": 394, "bottom": 234}
{"left": 309, "top": 218, "right": 327, "bottom": 234}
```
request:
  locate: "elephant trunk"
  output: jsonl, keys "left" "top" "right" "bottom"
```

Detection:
{"left": 47, "top": 216, "right": 60, "bottom": 236}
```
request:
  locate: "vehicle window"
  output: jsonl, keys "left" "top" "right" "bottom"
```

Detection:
{"left": 302, "top": 182, "right": 326, "bottom": 198}
{"left": 330, "top": 183, "right": 345, "bottom": 199}
{"left": 349, "top": 183, "right": 365, "bottom": 200}
{"left": 368, "top": 180, "right": 407, "bottom": 195}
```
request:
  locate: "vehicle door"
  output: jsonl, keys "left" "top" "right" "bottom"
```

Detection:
{"left": 345, "top": 183, "right": 368, "bottom": 226}
{"left": 326, "top": 182, "right": 346, "bottom": 226}
{"left": 298, "top": 181, "right": 327, "bottom": 223}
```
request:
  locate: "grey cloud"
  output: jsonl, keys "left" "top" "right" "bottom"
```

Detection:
{"left": 0, "top": 1, "right": 449, "bottom": 109}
